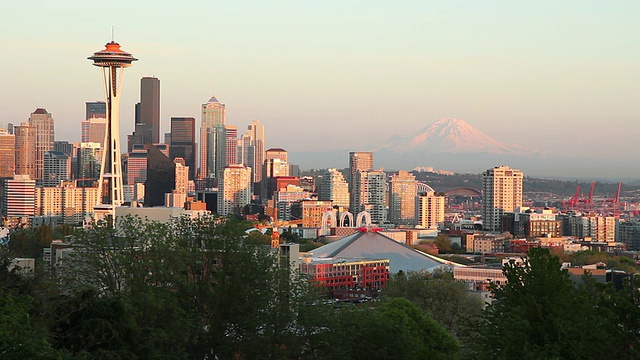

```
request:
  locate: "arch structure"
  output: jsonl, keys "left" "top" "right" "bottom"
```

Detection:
{"left": 355, "top": 211, "right": 372, "bottom": 228}
{"left": 416, "top": 182, "right": 435, "bottom": 195}
{"left": 320, "top": 211, "right": 337, "bottom": 236}
{"left": 339, "top": 211, "right": 354, "bottom": 227}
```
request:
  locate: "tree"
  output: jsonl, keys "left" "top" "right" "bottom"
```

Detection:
{"left": 434, "top": 234, "right": 451, "bottom": 253}
{"left": 327, "top": 298, "right": 459, "bottom": 359}
{"left": 383, "top": 269, "right": 483, "bottom": 334}
{"left": 470, "top": 247, "right": 627, "bottom": 360}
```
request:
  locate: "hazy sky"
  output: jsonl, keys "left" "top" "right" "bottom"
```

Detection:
{"left": 1, "top": 1, "right": 639, "bottom": 174}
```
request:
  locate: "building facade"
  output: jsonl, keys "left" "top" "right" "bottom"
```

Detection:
{"left": 219, "top": 165, "right": 252, "bottom": 216}
{"left": 14, "top": 123, "right": 36, "bottom": 180}
{"left": 43, "top": 151, "right": 71, "bottom": 187}
{"left": 4, "top": 174, "right": 36, "bottom": 219}
{"left": 388, "top": 170, "right": 417, "bottom": 226}
{"left": 348, "top": 151, "right": 373, "bottom": 209}
{"left": 417, "top": 192, "right": 445, "bottom": 229}
{"left": 0, "top": 128, "right": 15, "bottom": 178}
{"left": 319, "top": 168, "right": 350, "bottom": 209}
{"left": 482, "top": 165, "right": 523, "bottom": 231}
{"left": 199, "top": 96, "right": 226, "bottom": 181}
{"left": 169, "top": 117, "right": 196, "bottom": 180}
{"left": 353, "top": 170, "right": 387, "bottom": 224}
{"left": 29, "top": 108, "right": 55, "bottom": 181}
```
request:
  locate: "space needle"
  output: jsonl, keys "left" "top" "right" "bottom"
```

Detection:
{"left": 88, "top": 39, "right": 137, "bottom": 220}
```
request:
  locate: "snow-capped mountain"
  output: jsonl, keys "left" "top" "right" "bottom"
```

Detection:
{"left": 384, "top": 117, "right": 530, "bottom": 155}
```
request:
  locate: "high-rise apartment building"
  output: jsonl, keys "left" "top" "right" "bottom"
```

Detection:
{"left": 219, "top": 165, "right": 252, "bottom": 216}
{"left": 348, "top": 151, "right": 373, "bottom": 210}
{"left": 388, "top": 170, "right": 417, "bottom": 226}
{"left": 319, "top": 168, "right": 350, "bottom": 209}
{"left": 169, "top": 117, "right": 196, "bottom": 180}
{"left": 77, "top": 142, "right": 102, "bottom": 186}
{"left": 199, "top": 96, "right": 226, "bottom": 181}
{"left": 3, "top": 174, "right": 36, "bottom": 219}
{"left": 482, "top": 165, "right": 523, "bottom": 231}
{"left": 225, "top": 125, "right": 238, "bottom": 166}
{"left": 14, "top": 122, "right": 36, "bottom": 180}
{"left": 353, "top": 170, "right": 387, "bottom": 224}
{"left": 35, "top": 183, "right": 99, "bottom": 224}
{"left": 417, "top": 192, "right": 445, "bottom": 229}
{"left": 0, "top": 128, "right": 15, "bottom": 178}
{"left": 43, "top": 151, "right": 71, "bottom": 187}
{"left": 29, "top": 108, "right": 55, "bottom": 181}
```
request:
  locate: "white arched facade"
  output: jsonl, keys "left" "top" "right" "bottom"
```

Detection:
{"left": 339, "top": 211, "right": 354, "bottom": 227}
{"left": 355, "top": 211, "right": 372, "bottom": 227}
{"left": 320, "top": 211, "right": 337, "bottom": 236}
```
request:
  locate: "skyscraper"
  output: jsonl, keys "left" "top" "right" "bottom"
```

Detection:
{"left": 388, "top": 170, "right": 417, "bottom": 226}
{"left": 319, "top": 168, "right": 350, "bottom": 209}
{"left": 77, "top": 142, "right": 101, "bottom": 186}
{"left": 169, "top": 117, "right": 196, "bottom": 180}
{"left": 417, "top": 192, "right": 445, "bottom": 229}
{"left": 3, "top": 174, "right": 36, "bottom": 219}
{"left": 29, "top": 108, "right": 55, "bottom": 181}
{"left": 199, "top": 96, "right": 226, "bottom": 181}
{"left": 225, "top": 125, "right": 238, "bottom": 166}
{"left": 126, "top": 145, "right": 148, "bottom": 186}
{"left": 145, "top": 145, "right": 175, "bottom": 207}
{"left": 243, "top": 121, "right": 265, "bottom": 187}
{"left": 219, "top": 164, "right": 252, "bottom": 216}
{"left": 141, "top": 77, "right": 160, "bottom": 144}
{"left": 14, "top": 122, "right": 36, "bottom": 180}
{"left": 353, "top": 170, "right": 387, "bottom": 224}
{"left": 82, "top": 117, "right": 107, "bottom": 144}
{"left": 88, "top": 40, "right": 137, "bottom": 217}
{"left": 0, "top": 128, "right": 15, "bottom": 178}
{"left": 83, "top": 101, "right": 107, "bottom": 144}
{"left": 482, "top": 165, "right": 523, "bottom": 231}
{"left": 127, "top": 77, "right": 160, "bottom": 151}
{"left": 349, "top": 151, "right": 373, "bottom": 211}
{"left": 85, "top": 101, "right": 107, "bottom": 119}
{"left": 43, "top": 151, "right": 71, "bottom": 187}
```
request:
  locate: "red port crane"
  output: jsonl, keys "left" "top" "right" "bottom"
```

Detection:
{"left": 600, "top": 181, "right": 622, "bottom": 216}
{"left": 563, "top": 185, "right": 581, "bottom": 211}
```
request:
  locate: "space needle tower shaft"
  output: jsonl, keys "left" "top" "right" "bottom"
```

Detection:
{"left": 88, "top": 41, "right": 137, "bottom": 219}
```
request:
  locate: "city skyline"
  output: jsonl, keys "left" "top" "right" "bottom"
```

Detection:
{"left": 2, "top": 2, "right": 639, "bottom": 178}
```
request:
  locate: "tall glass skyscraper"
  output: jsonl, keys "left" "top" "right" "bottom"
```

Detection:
{"left": 170, "top": 117, "right": 196, "bottom": 180}
{"left": 199, "top": 96, "right": 226, "bottom": 181}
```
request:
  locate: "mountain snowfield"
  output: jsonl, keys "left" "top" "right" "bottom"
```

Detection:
{"left": 383, "top": 117, "right": 533, "bottom": 155}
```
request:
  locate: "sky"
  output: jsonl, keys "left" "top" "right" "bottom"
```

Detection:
{"left": 1, "top": 1, "right": 639, "bottom": 175}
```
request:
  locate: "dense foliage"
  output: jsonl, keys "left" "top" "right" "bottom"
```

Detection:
{"left": 468, "top": 247, "right": 640, "bottom": 359}
{"left": 0, "top": 216, "right": 460, "bottom": 359}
